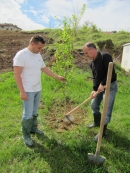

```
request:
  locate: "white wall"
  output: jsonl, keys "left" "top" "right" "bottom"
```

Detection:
{"left": 0, "top": 26, "right": 21, "bottom": 31}
{"left": 121, "top": 43, "right": 130, "bottom": 72}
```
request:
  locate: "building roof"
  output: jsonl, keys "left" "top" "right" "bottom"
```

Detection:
{"left": 103, "top": 31, "right": 113, "bottom": 34}
{"left": 123, "top": 43, "right": 130, "bottom": 46}
{"left": 0, "top": 23, "right": 22, "bottom": 30}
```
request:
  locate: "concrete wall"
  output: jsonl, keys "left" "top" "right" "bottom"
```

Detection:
{"left": 121, "top": 43, "right": 130, "bottom": 72}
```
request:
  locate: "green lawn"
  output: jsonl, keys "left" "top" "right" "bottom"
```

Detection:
{"left": 0, "top": 64, "right": 130, "bottom": 173}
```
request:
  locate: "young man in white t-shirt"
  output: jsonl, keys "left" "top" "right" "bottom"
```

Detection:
{"left": 13, "top": 35, "right": 65, "bottom": 147}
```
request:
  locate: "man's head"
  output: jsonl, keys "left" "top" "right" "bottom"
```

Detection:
{"left": 28, "top": 35, "right": 45, "bottom": 54}
{"left": 83, "top": 42, "right": 97, "bottom": 60}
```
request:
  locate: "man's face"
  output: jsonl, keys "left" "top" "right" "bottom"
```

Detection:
{"left": 83, "top": 46, "right": 94, "bottom": 59}
{"left": 31, "top": 42, "right": 44, "bottom": 54}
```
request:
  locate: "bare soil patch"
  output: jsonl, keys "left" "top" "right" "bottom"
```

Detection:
{"left": 0, "top": 30, "right": 89, "bottom": 73}
{"left": 40, "top": 102, "right": 90, "bottom": 132}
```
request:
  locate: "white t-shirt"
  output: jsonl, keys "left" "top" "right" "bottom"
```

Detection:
{"left": 13, "top": 48, "right": 46, "bottom": 92}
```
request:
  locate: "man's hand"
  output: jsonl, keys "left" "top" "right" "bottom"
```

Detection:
{"left": 56, "top": 75, "right": 66, "bottom": 82}
{"left": 90, "top": 91, "right": 98, "bottom": 99}
{"left": 98, "top": 84, "right": 105, "bottom": 93}
{"left": 20, "top": 91, "right": 28, "bottom": 100}
{"left": 42, "top": 67, "right": 65, "bottom": 82}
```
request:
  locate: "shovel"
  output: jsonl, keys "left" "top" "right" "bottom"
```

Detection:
{"left": 64, "top": 86, "right": 106, "bottom": 123}
{"left": 88, "top": 62, "right": 113, "bottom": 166}
{"left": 63, "top": 90, "right": 100, "bottom": 123}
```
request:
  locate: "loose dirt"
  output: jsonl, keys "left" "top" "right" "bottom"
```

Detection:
{"left": 0, "top": 30, "right": 89, "bottom": 73}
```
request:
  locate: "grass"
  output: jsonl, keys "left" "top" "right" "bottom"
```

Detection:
{"left": 21, "top": 28, "right": 130, "bottom": 56}
{"left": 0, "top": 64, "right": 130, "bottom": 173}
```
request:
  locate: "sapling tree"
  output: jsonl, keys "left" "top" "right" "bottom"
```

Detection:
{"left": 52, "top": 18, "right": 74, "bottom": 111}
{"left": 52, "top": 4, "right": 86, "bottom": 113}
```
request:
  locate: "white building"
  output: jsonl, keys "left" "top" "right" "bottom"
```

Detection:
{"left": 0, "top": 23, "right": 22, "bottom": 31}
{"left": 121, "top": 43, "right": 130, "bottom": 72}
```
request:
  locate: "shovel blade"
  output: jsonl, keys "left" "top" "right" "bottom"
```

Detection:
{"left": 88, "top": 153, "right": 106, "bottom": 166}
{"left": 63, "top": 115, "right": 74, "bottom": 123}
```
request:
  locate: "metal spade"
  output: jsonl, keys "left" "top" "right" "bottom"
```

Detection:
{"left": 63, "top": 91, "right": 99, "bottom": 123}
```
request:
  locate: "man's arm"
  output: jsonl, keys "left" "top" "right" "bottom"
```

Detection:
{"left": 98, "top": 53, "right": 113, "bottom": 92}
{"left": 41, "top": 67, "right": 65, "bottom": 82}
{"left": 13, "top": 66, "right": 28, "bottom": 100}
{"left": 100, "top": 53, "right": 113, "bottom": 86}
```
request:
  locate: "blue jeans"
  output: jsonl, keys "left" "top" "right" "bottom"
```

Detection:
{"left": 91, "top": 81, "right": 118, "bottom": 125}
{"left": 22, "top": 91, "right": 41, "bottom": 120}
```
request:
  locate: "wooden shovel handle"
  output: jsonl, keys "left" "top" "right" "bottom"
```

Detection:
{"left": 65, "top": 96, "right": 92, "bottom": 115}
{"left": 95, "top": 62, "right": 113, "bottom": 157}
{"left": 66, "top": 86, "right": 106, "bottom": 116}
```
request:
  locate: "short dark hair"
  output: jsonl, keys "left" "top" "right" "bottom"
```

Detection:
{"left": 30, "top": 35, "right": 45, "bottom": 45}
{"left": 84, "top": 42, "right": 96, "bottom": 49}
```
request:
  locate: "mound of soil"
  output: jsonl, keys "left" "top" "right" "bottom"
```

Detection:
{"left": 0, "top": 30, "right": 89, "bottom": 73}
{"left": 39, "top": 101, "right": 90, "bottom": 132}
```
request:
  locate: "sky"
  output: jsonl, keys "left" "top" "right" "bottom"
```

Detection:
{"left": 0, "top": 0, "right": 130, "bottom": 31}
